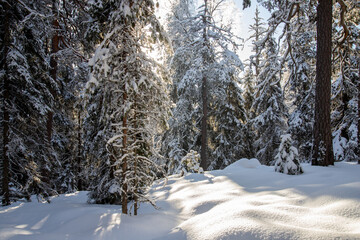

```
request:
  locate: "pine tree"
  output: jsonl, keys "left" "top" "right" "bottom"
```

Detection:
{"left": 164, "top": 0, "right": 245, "bottom": 171}
{"left": 286, "top": 3, "right": 316, "bottom": 163}
{"left": 162, "top": 0, "right": 200, "bottom": 173}
{"left": 331, "top": 0, "right": 360, "bottom": 162}
{"left": 242, "top": 5, "right": 267, "bottom": 159}
{"left": 209, "top": 56, "right": 247, "bottom": 169}
{"left": 85, "top": 0, "right": 170, "bottom": 215}
{"left": 275, "top": 134, "right": 303, "bottom": 175}
{"left": 312, "top": 0, "right": 334, "bottom": 166}
{"left": 1, "top": 0, "right": 57, "bottom": 204}
{"left": 251, "top": 36, "right": 288, "bottom": 165}
{"left": 248, "top": 6, "right": 266, "bottom": 78}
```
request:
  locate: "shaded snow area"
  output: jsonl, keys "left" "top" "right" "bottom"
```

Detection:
{"left": 1, "top": 161, "right": 360, "bottom": 240}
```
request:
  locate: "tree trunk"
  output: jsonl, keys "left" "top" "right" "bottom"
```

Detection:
{"left": 77, "top": 108, "right": 82, "bottom": 190}
{"left": 1, "top": 0, "right": 11, "bottom": 206}
{"left": 201, "top": 75, "right": 208, "bottom": 170}
{"left": 200, "top": 0, "right": 208, "bottom": 171}
{"left": 358, "top": 64, "right": 360, "bottom": 164}
{"left": 122, "top": 89, "right": 128, "bottom": 214}
{"left": 134, "top": 103, "right": 138, "bottom": 216}
{"left": 312, "top": 0, "right": 334, "bottom": 166}
{"left": 134, "top": 156, "right": 138, "bottom": 216}
{"left": 48, "top": 1, "right": 60, "bottom": 144}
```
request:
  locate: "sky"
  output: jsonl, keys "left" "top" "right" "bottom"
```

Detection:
{"left": 233, "top": 0, "right": 270, "bottom": 62}
{"left": 155, "top": 0, "right": 271, "bottom": 62}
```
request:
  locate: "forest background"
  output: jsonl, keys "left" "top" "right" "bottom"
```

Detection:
{"left": 0, "top": 0, "right": 359, "bottom": 215}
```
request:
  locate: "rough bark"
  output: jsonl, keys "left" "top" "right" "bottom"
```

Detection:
{"left": 200, "top": 0, "right": 208, "bottom": 171}
{"left": 1, "top": 0, "right": 11, "bottom": 206}
{"left": 312, "top": 0, "right": 334, "bottom": 166}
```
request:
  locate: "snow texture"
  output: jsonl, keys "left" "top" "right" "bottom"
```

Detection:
{"left": 1, "top": 162, "right": 360, "bottom": 240}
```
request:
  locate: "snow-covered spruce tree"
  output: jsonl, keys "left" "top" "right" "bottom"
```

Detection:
{"left": 163, "top": 0, "right": 246, "bottom": 171}
{"left": 251, "top": 35, "right": 288, "bottom": 166}
{"left": 161, "top": 0, "right": 199, "bottom": 173}
{"left": 85, "top": 0, "right": 170, "bottom": 215}
{"left": 331, "top": 1, "right": 359, "bottom": 162}
{"left": 209, "top": 55, "right": 247, "bottom": 170}
{"left": 248, "top": 6, "right": 266, "bottom": 79}
{"left": 275, "top": 134, "right": 303, "bottom": 175}
{"left": 0, "top": 0, "right": 63, "bottom": 205}
{"left": 176, "top": 150, "right": 203, "bottom": 176}
{"left": 285, "top": 4, "right": 316, "bottom": 163}
{"left": 41, "top": 0, "right": 88, "bottom": 194}
{"left": 241, "top": 68, "right": 256, "bottom": 159}
{"left": 242, "top": 6, "right": 267, "bottom": 159}
{"left": 82, "top": 0, "right": 115, "bottom": 193}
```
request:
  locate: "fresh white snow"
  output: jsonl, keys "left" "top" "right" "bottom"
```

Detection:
{"left": 1, "top": 161, "right": 360, "bottom": 240}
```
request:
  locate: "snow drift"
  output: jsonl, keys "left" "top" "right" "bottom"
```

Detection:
{"left": 1, "top": 161, "right": 359, "bottom": 240}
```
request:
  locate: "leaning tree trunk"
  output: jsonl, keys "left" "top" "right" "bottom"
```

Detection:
{"left": 1, "top": 0, "right": 11, "bottom": 206}
{"left": 200, "top": 0, "right": 208, "bottom": 171}
{"left": 312, "top": 0, "right": 334, "bottom": 166}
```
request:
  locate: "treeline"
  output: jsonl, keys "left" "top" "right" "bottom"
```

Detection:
{"left": 0, "top": 0, "right": 359, "bottom": 215}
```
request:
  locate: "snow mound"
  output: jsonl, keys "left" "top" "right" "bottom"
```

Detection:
{"left": 225, "top": 158, "right": 261, "bottom": 170}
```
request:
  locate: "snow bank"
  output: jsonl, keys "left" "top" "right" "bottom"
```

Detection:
{"left": 153, "top": 162, "right": 360, "bottom": 240}
{"left": 1, "top": 162, "right": 360, "bottom": 240}
{"left": 0, "top": 192, "right": 178, "bottom": 240}
{"left": 224, "top": 158, "right": 261, "bottom": 170}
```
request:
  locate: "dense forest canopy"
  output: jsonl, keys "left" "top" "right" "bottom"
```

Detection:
{"left": 1, "top": 0, "right": 359, "bottom": 215}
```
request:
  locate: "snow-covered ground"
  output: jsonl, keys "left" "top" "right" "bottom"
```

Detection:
{"left": 1, "top": 160, "right": 360, "bottom": 240}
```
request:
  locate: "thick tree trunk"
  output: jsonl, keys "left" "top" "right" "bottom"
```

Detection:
{"left": 312, "top": 0, "right": 334, "bottom": 166}
{"left": 1, "top": 1, "right": 11, "bottom": 206}
{"left": 200, "top": 0, "right": 208, "bottom": 171}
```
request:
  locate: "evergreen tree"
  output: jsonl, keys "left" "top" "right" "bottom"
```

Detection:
{"left": 209, "top": 54, "right": 247, "bottom": 169}
{"left": 242, "top": 6, "right": 266, "bottom": 159}
{"left": 161, "top": 0, "right": 199, "bottom": 173}
{"left": 251, "top": 36, "right": 287, "bottom": 165}
{"left": 275, "top": 134, "right": 303, "bottom": 175}
{"left": 286, "top": 4, "right": 316, "bottom": 163}
{"left": 248, "top": 6, "right": 266, "bottom": 78}
{"left": 312, "top": 0, "right": 334, "bottom": 166}
{"left": 1, "top": 0, "right": 57, "bottom": 204}
{"left": 331, "top": 0, "right": 360, "bottom": 162}
{"left": 85, "top": 0, "right": 170, "bottom": 215}
{"left": 163, "top": 0, "right": 245, "bottom": 171}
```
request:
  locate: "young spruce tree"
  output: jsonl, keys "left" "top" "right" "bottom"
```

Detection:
{"left": 85, "top": 0, "right": 170, "bottom": 215}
